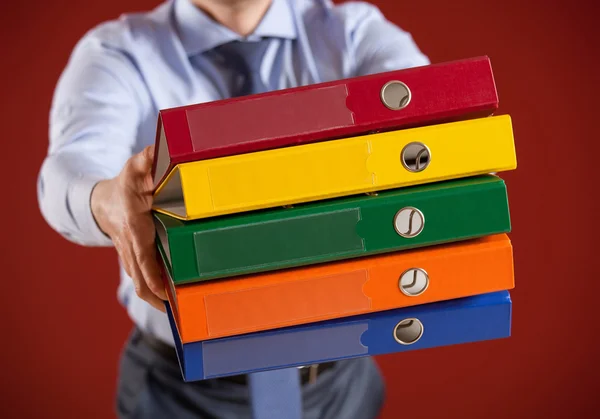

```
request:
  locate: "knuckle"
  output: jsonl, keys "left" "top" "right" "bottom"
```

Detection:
{"left": 134, "top": 282, "right": 147, "bottom": 299}
{"left": 135, "top": 243, "right": 155, "bottom": 265}
{"left": 134, "top": 248, "right": 149, "bottom": 267}
{"left": 121, "top": 217, "right": 136, "bottom": 237}
{"left": 116, "top": 171, "right": 131, "bottom": 191}
{"left": 114, "top": 232, "right": 133, "bottom": 256}
{"left": 147, "top": 281, "right": 162, "bottom": 295}
{"left": 123, "top": 156, "right": 137, "bottom": 172}
{"left": 113, "top": 235, "right": 125, "bottom": 251}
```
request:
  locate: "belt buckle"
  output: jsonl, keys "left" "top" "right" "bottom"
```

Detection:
{"left": 298, "top": 364, "right": 319, "bottom": 385}
{"left": 308, "top": 364, "right": 318, "bottom": 384}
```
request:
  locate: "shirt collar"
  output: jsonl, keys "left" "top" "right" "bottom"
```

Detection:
{"left": 174, "top": 0, "right": 297, "bottom": 56}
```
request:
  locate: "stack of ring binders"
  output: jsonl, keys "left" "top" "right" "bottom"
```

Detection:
{"left": 150, "top": 56, "right": 517, "bottom": 382}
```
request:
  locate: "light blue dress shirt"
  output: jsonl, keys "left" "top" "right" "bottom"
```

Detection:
{"left": 38, "top": 0, "right": 429, "bottom": 345}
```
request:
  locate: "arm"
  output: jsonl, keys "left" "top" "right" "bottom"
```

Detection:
{"left": 37, "top": 31, "right": 166, "bottom": 310}
{"left": 339, "top": 2, "right": 430, "bottom": 76}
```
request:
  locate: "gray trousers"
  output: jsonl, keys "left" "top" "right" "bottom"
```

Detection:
{"left": 116, "top": 328, "right": 386, "bottom": 419}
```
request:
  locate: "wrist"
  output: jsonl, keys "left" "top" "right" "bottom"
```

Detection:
{"left": 90, "top": 179, "right": 113, "bottom": 237}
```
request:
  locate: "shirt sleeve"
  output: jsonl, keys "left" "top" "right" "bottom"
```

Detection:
{"left": 340, "top": 2, "right": 431, "bottom": 76}
{"left": 38, "top": 31, "right": 147, "bottom": 247}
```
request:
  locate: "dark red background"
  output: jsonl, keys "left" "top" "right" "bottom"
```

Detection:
{"left": 1, "top": 0, "right": 598, "bottom": 418}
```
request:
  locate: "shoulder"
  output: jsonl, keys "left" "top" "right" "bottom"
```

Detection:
{"left": 69, "top": 2, "right": 173, "bottom": 65}
{"left": 54, "top": 3, "right": 176, "bottom": 110}
{"left": 327, "top": 0, "right": 386, "bottom": 23}
{"left": 294, "top": 0, "right": 385, "bottom": 31}
{"left": 291, "top": 1, "right": 427, "bottom": 77}
{"left": 292, "top": 0, "right": 401, "bottom": 57}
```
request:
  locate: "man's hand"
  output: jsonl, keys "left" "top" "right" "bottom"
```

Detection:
{"left": 91, "top": 145, "right": 167, "bottom": 312}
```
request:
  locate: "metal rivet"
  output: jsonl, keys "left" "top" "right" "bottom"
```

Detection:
{"left": 394, "top": 207, "right": 425, "bottom": 238}
{"left": 401, "top": 142, "right": 431, "bottom": 172}
{"left": 380, "top": 81, "right": 411, "bottom": 110}
{"left": 398, "top": 268, "right": 429, "bottom": 297}
{"left": 393, "top": 318, "right": 424, "bottom": 345}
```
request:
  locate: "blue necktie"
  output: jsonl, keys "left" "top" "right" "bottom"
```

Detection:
{"left": 209, "top": 40, "right": 303, "bottom": 419}
{"left": 214, "top": 40, "right": 270, "bottom": 96}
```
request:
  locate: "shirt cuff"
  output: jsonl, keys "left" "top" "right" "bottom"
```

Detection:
{"left": 68, "top": 174, "right": 114, "bottom": 247}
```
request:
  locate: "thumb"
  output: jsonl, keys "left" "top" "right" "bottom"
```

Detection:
{"left": 130, "top": 145, "right": 155, "bottom": 175}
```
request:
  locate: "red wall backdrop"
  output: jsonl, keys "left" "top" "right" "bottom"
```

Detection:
{"left": 1, "top": 0, "right": 598, "bottom": 418}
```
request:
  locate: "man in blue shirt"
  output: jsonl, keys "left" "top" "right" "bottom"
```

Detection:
{"left": 38, "top": 0, "right": 429, "bottom": 417}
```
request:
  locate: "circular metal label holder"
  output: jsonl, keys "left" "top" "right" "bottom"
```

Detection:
{"left": 393, "top": 318, "right": 424, "bottom": 345}
{"left": 393, "top": 206, "right": 425, "bottom": 238}
{"left": 398, "top": 268, "right": 429, "bottom": 297}
{"left": 380, "top": 81, "right": 412, "bottom": 111}
{"left": 401, "top": 142, "right": 431, "bottom": 173}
